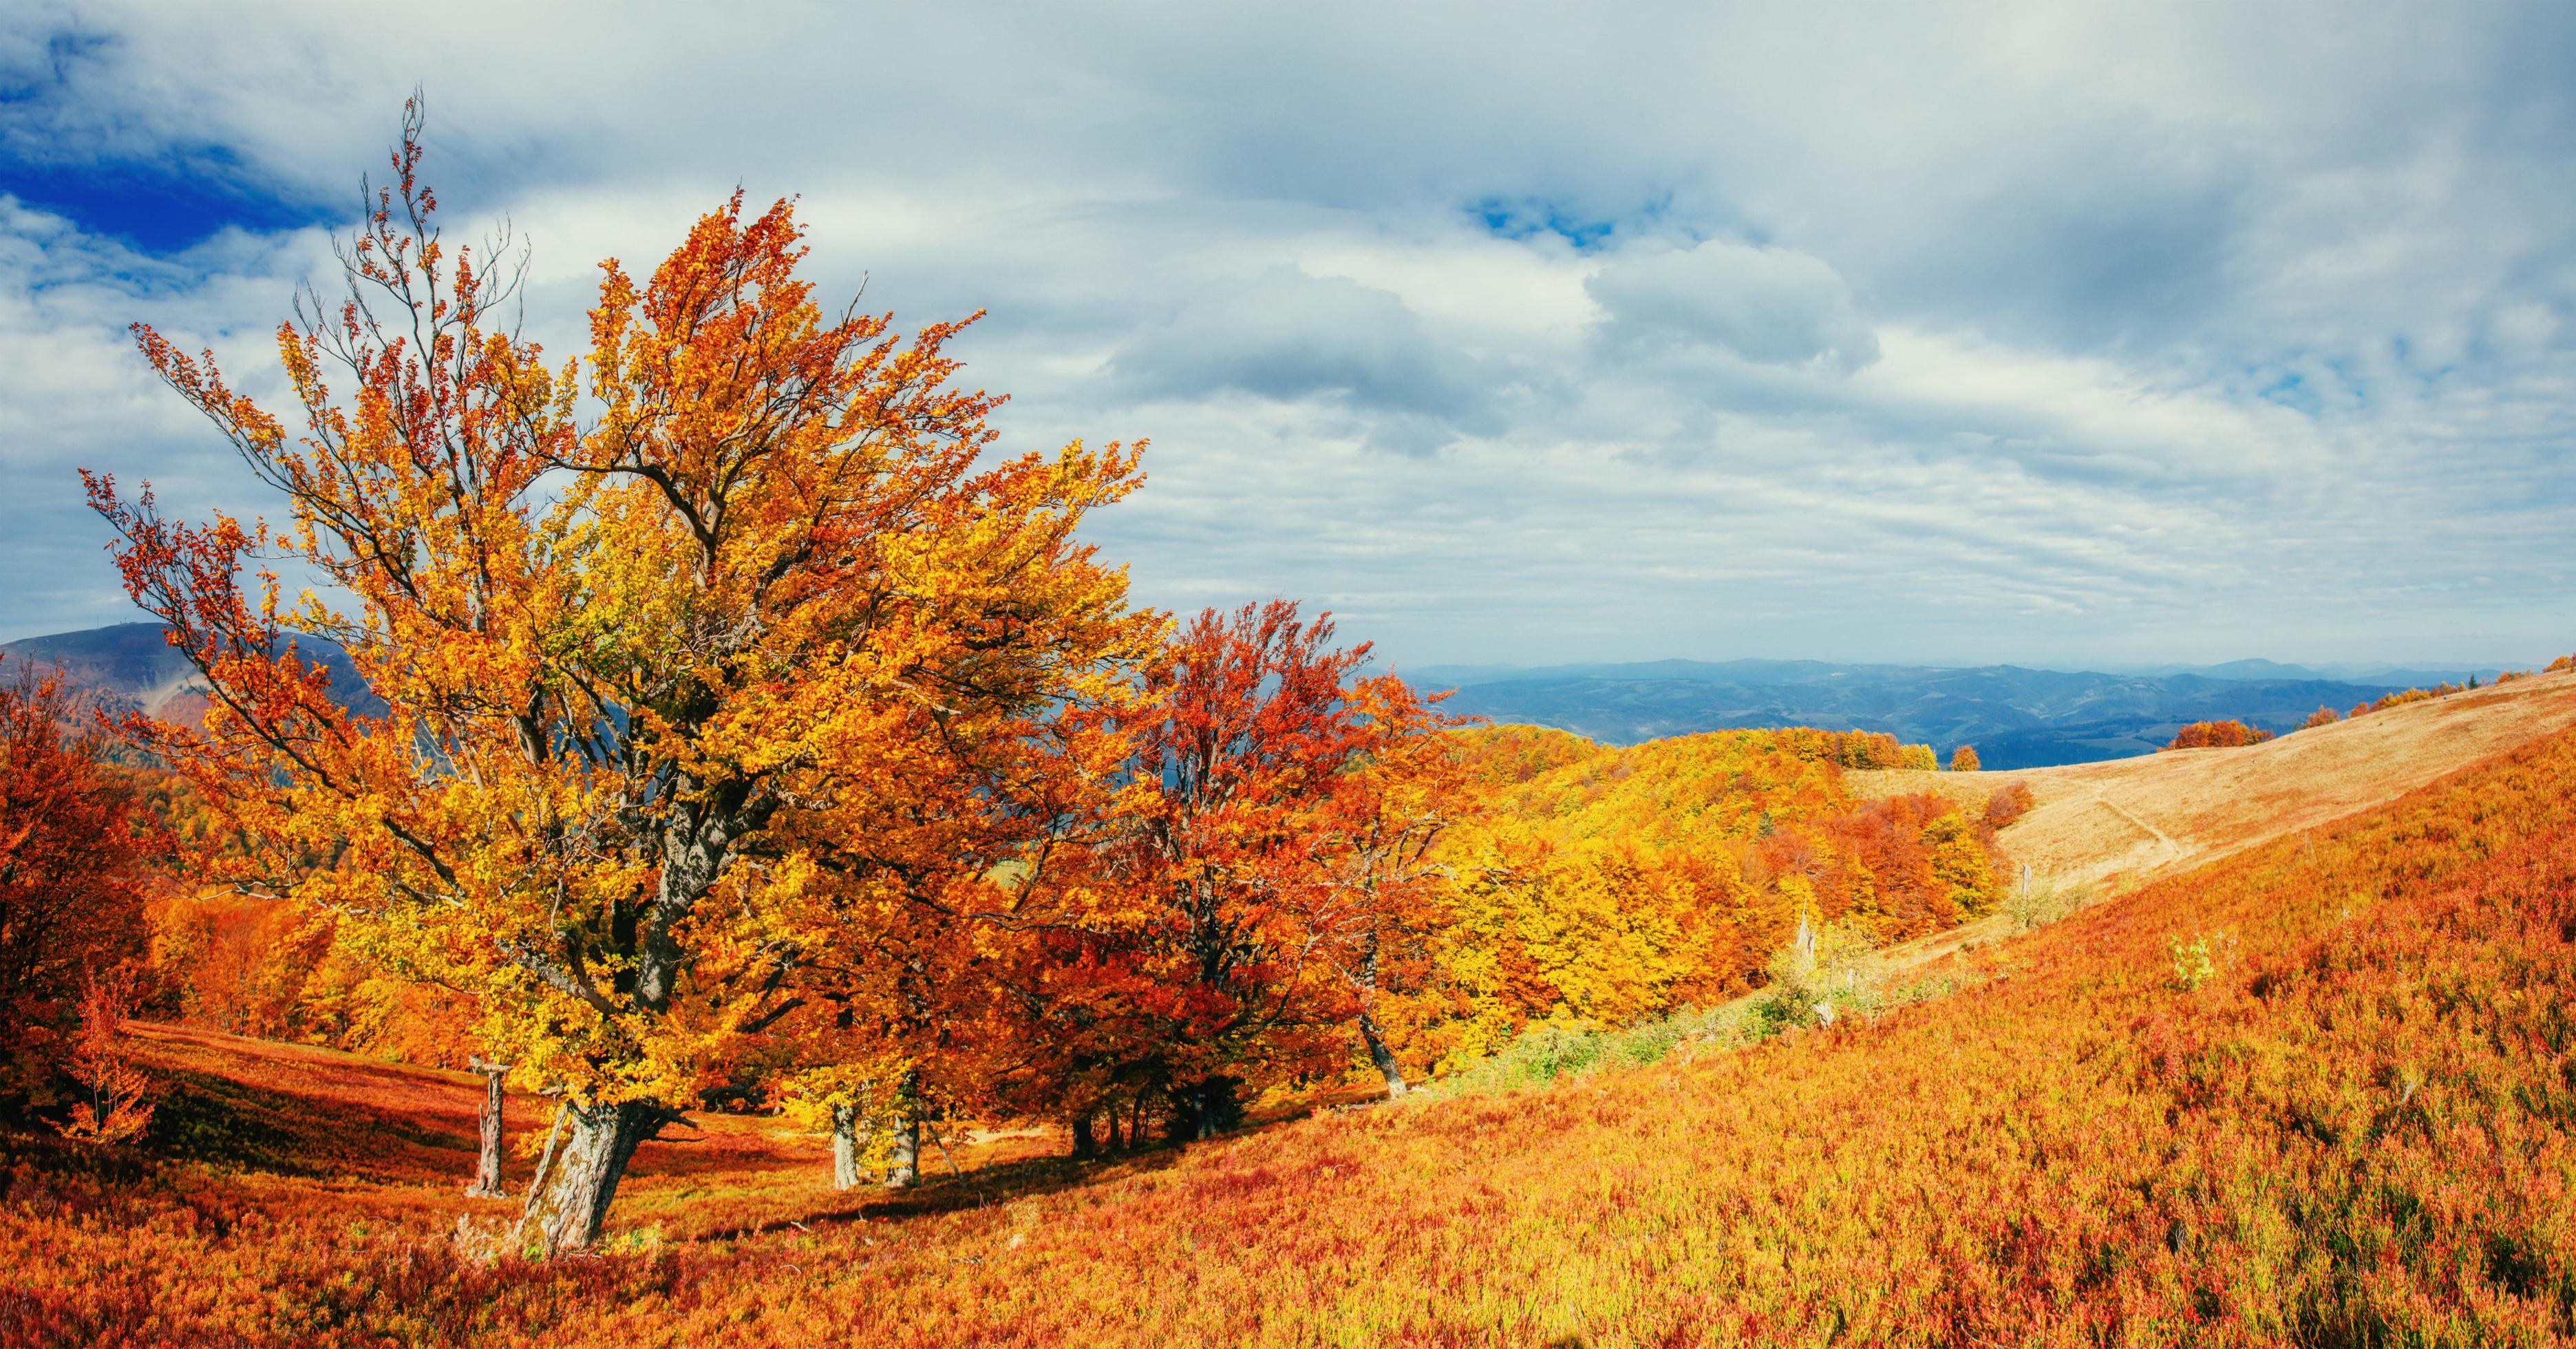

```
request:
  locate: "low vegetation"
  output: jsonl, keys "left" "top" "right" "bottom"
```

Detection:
{"left": 2165, "top": 719, "right": 2274, "bottom": 750}
{"left": 9, "top": 721, "right": 2575, "bottom": 1344}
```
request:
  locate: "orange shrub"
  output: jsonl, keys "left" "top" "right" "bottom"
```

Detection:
{"left": 1982, "top": 781, "right": 2036, "bottom": 829}
{"left": 2299, "top": 704, "right": 2340, "bottom": 730}
{"left": 2165, "top": 719, "right": 2274, "bottom": 750}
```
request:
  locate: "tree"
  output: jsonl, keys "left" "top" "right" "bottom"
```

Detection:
{"left": 1094, "top": 602, "right": 1451, "bottom": 1134}
{"left": 87, "top": 104, "right": 1155, "bottom": 1253}
{"left": 1291, "top": 672, "right": 1464, "bottom": 1097}
{"left": 1982, "top": 782, "right": 2035, "bottom": 830}
{"left": 465, "top": 1056, "right": 509, "bottom": 1198}
{"left": 55, "top": 970, "right": 156, "bottom": 1145}
{"left": 1948, "top": 745, "right": 1980, "bottom": 772}
{"left": 0, "top": 659, "right": 161, "bottom": 1116}
{"left": 2300, "top": 705, "right": 2341, "bottom": 731}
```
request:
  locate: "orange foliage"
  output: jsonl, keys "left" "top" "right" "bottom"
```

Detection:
{"left": 85, "top": 103, "right": 1154, "bottom": 1249}
{"left": 2353, "top": 683, "right": 2478, "bottom": 718}
{"left": 1397, "top": 727, "right": 2004, "bottom": 1072}
{"left": 1981, "top": 780, "right": 2036, "bottom": 830}
{"left": 0, "top": 658, "right": 162, "bottom": 1115}
{"left": 2164, "top": 719, "right": 2275, "bottom": 750}
{"left": 53, "top": 972, "right": 153, "bottom": 1144}
{"left": 12, "top": 725, "right": 2576, "bottom": 1343}
{"left": 1069, "top": 602, "right": 1462, "bottom": 1132}
{"left": 2300, "top": 704, "right": 2341, "bottom": 730}
{"left": 1948, "top": 744, "right": 1980, "bottom": 772}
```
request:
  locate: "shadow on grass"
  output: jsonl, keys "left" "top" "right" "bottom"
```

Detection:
{"left": 701, "top": 1144, "right": 1191, "bottom": 1240}
{"left": 145, "top": 1066, "right": 473, "bottom": 1183}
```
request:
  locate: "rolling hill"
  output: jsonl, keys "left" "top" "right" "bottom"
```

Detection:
{"left": 1406, "top": 658, "right": 2416, "bottom": 769}
{"left": 8, "top": 666, "right": 2576, "bottom": 1343}
{"left": 1857, "top": 666, "right": 2576, "bottom": 893}
{"left": 0, "top": 622, "right": 379, "bottom": 728}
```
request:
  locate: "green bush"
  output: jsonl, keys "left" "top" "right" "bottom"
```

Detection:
{"left": 1425, "top": 1004, "right": 1761, "bottom": 1098}
{"left": 1758, "top": 918, "right": 1880, "bottom": 1028}
{"left": 2005, "top": 875, "right": 2096, "bottom": 931}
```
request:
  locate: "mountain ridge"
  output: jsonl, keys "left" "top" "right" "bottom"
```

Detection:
{"left": 1396, "top": 659, "right": 2425, "bottom": 769}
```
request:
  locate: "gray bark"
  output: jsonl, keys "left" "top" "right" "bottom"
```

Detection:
{"left": 1357, "top": 1007, "right": 1408, "bottom": 1098}
{"left": 518, "top": 1099, "right": 666, "bottom": 1255}
{"left": 829, "top": 1103, "right": 862, "bottom": 1191}
{"left": 885, "top": 1114, "right": 919, "bottom": 1188}
{"left": 466, "top": 1061, "right": 509, "bottom": 1196}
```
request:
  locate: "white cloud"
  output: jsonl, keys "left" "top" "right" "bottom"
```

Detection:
{"left": 2, "top": 0, "right": 2573, "bottom": 668}
{"left": 1586, "top": 240, "right": 1879, "bottom": 373}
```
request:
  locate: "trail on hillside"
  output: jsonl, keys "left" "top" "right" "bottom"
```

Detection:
{"left": 1852, "top": 667, "right": 2576, "bottom": 892}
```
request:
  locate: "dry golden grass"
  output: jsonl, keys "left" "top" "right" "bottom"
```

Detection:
{"left": 1853, "top": 668, "right": 2576, "bottom": 895}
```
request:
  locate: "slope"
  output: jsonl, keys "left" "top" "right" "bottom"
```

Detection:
{"left": 1854, "top": 666, "right": 2576, "bottom": 893}
{"left": 10, "top": 719, "right": 2575, "bottom": 1344}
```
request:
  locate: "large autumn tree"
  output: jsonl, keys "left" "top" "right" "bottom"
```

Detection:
{"left": 87, "top": 104, "right": 1155, "bottom": 1252}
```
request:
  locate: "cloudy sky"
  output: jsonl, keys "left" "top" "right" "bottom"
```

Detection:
{"left": 3, "top": 2, "right": 2572, "bottom": 669}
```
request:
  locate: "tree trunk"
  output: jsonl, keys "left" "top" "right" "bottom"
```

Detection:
{"left": 829, "top": 1103, "right": 862, "bottom": 1191}
{"left": 1175, "top": 1076, "right": 1242, "bottom": 1140}
{"left": 1105, "top": 1107, "right": 1124, "bottom": 1151}
{"left": 1070, "top": 1111, "right": 1097, "bottom": 1158}
{"left": 518, "top": 1099, "right": 666, "bottom": 1255}
{"left": 885, "top": 1113, "right": 919, "bottom": 1188}
{"left": 466, "top": 1061, "right": 509, "bottom": 1196}
{"left": 1356, "top": 1008, "right": 1408, "bottom": 1098}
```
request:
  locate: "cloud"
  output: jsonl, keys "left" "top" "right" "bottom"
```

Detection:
{"left": 1, "top": 0, "right": 2573, "bottom": 670}
{"left": 1111, "top": 266, "right": 1505, "bottom": 451}
{"left": 1586, "top": 240, "right": 1879, "bottom": 372}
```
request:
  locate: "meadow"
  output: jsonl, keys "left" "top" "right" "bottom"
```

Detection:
{"left": 10, "top": 721, "right": 2574, "bottom": 1346}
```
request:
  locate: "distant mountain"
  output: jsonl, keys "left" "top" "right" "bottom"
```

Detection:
{"left": 0, "top": 622, "right": 378, "bottom": 727}
{"left": 2090, "top": 658, "right": 2516, "bottom": 686}
{"left": 1399, "top": 660, "right": 2407, "bottom": 770}
{"left": 0, "top": 626, "right": 2447, "bottom": 773}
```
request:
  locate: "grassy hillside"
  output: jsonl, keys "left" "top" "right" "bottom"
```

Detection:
{"left": 1855, "top": 666, "right": 2576, "bottom": 892}
{"left": 10, "top": 717, "right": 2576, "bottom": 1343}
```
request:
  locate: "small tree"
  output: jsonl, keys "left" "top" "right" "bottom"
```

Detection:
{"left": 1762, "top": 915, "right": 1875, "bottom": 1028}
{"left": 2300, "top": 705, "right": 2341, "bottom": 731}
{"left": 1948, "top": 745, "right": 1981, "bottom": 772}
{"left": 1982, "top": 783, "right": 2036, "bottom": 830}
{"left": 0, "top": 659, "right": 160, "bottom": 1116}
{"left": 56, "top": 970, "right": 156, "bottom": 1144}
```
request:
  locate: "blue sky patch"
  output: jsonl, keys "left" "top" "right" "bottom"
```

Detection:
{"left": 1469, "top": 195, "right": 1633, "bottom": 251}
{"left": 1, "top": 147, "right": 327, "bottom": 253}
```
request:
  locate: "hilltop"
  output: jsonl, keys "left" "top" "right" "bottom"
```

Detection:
{"left": 0, "top": 623, "right": 378, "bottom": 728}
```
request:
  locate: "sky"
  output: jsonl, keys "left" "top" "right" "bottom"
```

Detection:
{"left": 2, "top": 2, "right": 2572, "bottom": 670}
